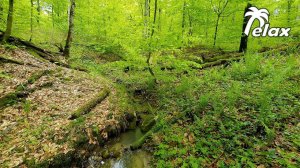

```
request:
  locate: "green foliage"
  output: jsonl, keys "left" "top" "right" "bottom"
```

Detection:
{"left": 153, "top": 50, "right": 300, "bottom": 167}
{"left": 0, "top": 0, "right": 299, "bottom": 167}
{"left": 1, "top": 0, "right": 298, "bottom": 53}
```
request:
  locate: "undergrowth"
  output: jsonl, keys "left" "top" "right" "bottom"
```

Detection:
{"left": 69, "top": 43, "right": 300, "bottom": 167}
{"left": 153, "top": 51, "right": 300, "bottom": 167}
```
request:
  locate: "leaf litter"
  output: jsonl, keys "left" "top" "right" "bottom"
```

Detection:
{"left": 0, "top": 47, "right": 123, "bottom": 167}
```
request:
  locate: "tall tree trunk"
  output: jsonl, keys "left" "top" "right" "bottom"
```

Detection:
{"left": 52, "top": 4, "right": 55, "bottom": 28}
{"left": 213, "top": 15, "right": 220, "bottom": 47}
{"left": 0, "top": 0, "right": 3, "bottom": 24}
{"left": 151, "top": 0, "right": 158, "bottom": 37}
{"left": 287, "top": 0, "right": 292, "bottom": 26}
{"left": 63, "top": 0, "right": 75, "bottom": 57}
{"left": 30, "top": 0, "right": 34, "bottom": 41}
{"left": 144, "top": 0, "right": 150, "bottom": 38}
{"left": 37, "top": 0, "right": 41, "bottom": 23}
{"left": 239, "top": 3, "right": 252, "bottom": 53}
{"left": 51, "top": 4, "right": 55, "bottom": 41}
{"left": 2, "top": 0, "right": 14, "bottom": 42}
{"left": 181, "top": 1, "right": 186, "bottom": 47}
{"left": 158, "top": 8, "right": 161, "bottom": 31}
{"left": 187, "top": 9, "right": 193, "bottom": 46}
{"left": 147, "top": 0, "right": 158, "bottom": 83}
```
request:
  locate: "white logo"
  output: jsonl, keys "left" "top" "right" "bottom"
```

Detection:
{"left": 244, "top": 7, "right": 290, "bottom": 37}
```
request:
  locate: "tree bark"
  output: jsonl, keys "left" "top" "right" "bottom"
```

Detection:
{"left": 2, "top": 0, "right": 14, "bottom": 42}
{"left": 63, "top": 0, "right": 75, "bottom": 57}
{"left": 30, "top": 0, "right": 34, "bottom": 41}
{"left": 239, "top": 3, "right": 252, "bottom": 53}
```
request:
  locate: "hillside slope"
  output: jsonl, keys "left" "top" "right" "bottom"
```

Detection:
{"left": 0, "top": 46, "right": 127, "bottom": 167}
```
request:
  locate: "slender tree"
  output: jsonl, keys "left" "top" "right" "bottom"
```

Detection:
{"left": 187, "top": 8, "right": 193, "bottom": 46}
{"left": 144, "top": 0, "right": 150, "bottom": 39}
{"left": 158, "top": 8, "right": 162, "bottom": 31}
{"left": 0, "top": 0, "right": 3, "bottom": 24}
{"left": 30, "top": 0, "right": 34, "bottom": 41}
{"left": 51, "top": 4, "right": 55, "bottom": 41}
{"left": 63, "top": 0, "right": 75, "bottom": 57}
{"left": 181, "top": 0, "right": 187, "bottom": 47}
{"left": 287, "top": 0, "right": 294, "bottom": 26}
{"left": 2, "top": 0, "right": 14, "bottom": 42}
{"left": 37, "top": 0, "right": 41, "bottom": 23}
{"left": 147, "top": 0, "right": 158, "bottom": 82}
{"left": 210, "top": 0, "right": 229, "bottom": 47}
{"left": 239, "top": 3, "right": 251, "bottom": 53}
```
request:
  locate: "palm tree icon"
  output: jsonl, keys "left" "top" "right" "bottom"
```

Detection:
{"left": 244, "top": 7, "right": 269, "bottom": 36}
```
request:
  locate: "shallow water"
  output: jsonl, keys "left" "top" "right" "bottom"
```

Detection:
{"left": 103, "top": 150, "right": 151, "bottom": 168}
{"left": 87, "top": 128, "right": 152, "bottom": 168}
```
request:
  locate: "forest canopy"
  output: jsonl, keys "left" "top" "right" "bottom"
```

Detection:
{"left": 0, "top": 0, "right": 299, "bottom": 53}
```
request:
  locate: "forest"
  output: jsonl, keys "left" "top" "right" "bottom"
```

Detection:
{"left": 0, "top": 0, "right": 299, "bottom": 167}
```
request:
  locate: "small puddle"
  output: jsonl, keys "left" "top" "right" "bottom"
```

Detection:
{"left": 87, "top": 128, "right": 152, "bottom": 168}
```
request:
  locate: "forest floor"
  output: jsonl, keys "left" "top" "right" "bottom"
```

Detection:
{"left": 74, "top": 42, "right": 300, "bottom": 167}
{"left": 0, "top": 45, "right": 129, "bottom": 167}
{"left": 1, "top": 41, "right": 299, "bottom": 168}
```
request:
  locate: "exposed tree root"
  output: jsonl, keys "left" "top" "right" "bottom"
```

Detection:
{"left": 0, "top": 31, "right": 88, "bottom": 72}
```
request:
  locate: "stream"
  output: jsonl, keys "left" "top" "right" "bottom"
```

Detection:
{"left": 86, "top": 128, "right": 152, "bottom": 168}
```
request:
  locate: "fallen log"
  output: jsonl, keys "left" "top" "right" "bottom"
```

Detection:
{"left": 0, "top": 56, "right": 24, "bottom": 65}
{"left": 130, "top": 112, "right": 185, "bottom": 150}
{"left": 201, "top": 57, "right": 243, "bottom": 69}
{"left": 69, "top": 88, "right": 110, "bottom": 120}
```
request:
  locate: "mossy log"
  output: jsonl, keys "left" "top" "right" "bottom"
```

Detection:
{"left": 204, "top": 52, "right": 243, "bottom": 63}
{"left": 0, "top": 70, "right": 50, "bottom": 109}
{"left": 130, "top": 113, "right": 186, "bottom": 150}
{"left": 0, "top": 56, "right": 24, "bottom": 65}
{"left": 201, "top": 57, "right": 242, "bottom": 69}
{"left": 130, "top": 129, "right": 155, "bottom": 150}
{"left": 140, "top": 115, "right": 156, "bottom": 132}
{"left": 69, "top": 88, "right": 110, "bottom": 120}
{"left": 261, "top": 42, "right": 300, "bottom": 56}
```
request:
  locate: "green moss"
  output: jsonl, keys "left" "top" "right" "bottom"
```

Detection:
{"left": 140, "top": 114, "right": 156, "bottom": 132}
{"left": 0, "top": 92, "right": 18, "bottom": 109}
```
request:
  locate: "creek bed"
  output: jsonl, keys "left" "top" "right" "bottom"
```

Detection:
{"left": 87, "top": 128, "right": 152, "bottom": 168}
